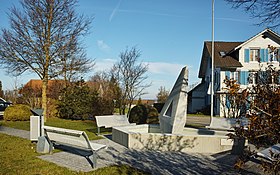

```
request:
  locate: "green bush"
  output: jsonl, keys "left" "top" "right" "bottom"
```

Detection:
{"left": 129, "top": 104, "right": 147, "bottom": 124}
{"left": 57, "top": 81, "right": 95, "bottom": 120}
{"left": 47, "top": 99, "right": 58, "bottom": 118}
{"left": 4, "top": 104, "right": 32, "bottom": 121}
{"left": 129, "top": 104, "right": 159, "bottom": 124}
{"left": 153, "top": 103, "right": 165, "bottom": 113}
{"left": 57, "top": 79, "right": 114, "bottom": 120}
{"left": 146, "top": 105, "right": 159, "bottom": 124}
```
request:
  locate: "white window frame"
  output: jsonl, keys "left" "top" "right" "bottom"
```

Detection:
{"left": 250, "top": 48, "right": 260, "bottom": 62}
{"left": 248, "top": 72, "right": 257, "bottom": 85}
{"left": 268, "top": 47, "right": 280, "bottom": 62}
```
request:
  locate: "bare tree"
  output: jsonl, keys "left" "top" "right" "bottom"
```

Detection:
{"left": 226, "top": 0, "right": 280, "bottom": 28}
{"left": 55, "top": 37, "right": 94, "bottom": 84}
{"left": 0, "top": 0, "right": 92, "bottom": 118}
{"left": 156, "top": 86, "right": 169, "bottom": 103}
{"left": 112, "top": 46, "right": 150, "bottom": 115}
{"left": 89, "top": 71, "right": 121, "bottom": 101}
{"left": 0, "top": 81, "right": 3, "bottom": 98}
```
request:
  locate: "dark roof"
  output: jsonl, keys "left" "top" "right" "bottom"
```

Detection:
{"left": 198, "top": 41, "right": 243, "bottom": 78}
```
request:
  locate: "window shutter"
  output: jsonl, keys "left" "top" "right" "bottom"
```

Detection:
{"left": 244, "top": 49, "right": 249, "bottom": 62}
{"left": 240, "top": 71, "right": 245, "bottom": 84}
{"left": 260, "top": 49, "right": 265, "bottom": 62}
{"left": 244, "top": 71, "right": 249, "bottom": 85}
{"left": 264, "top": 49, "right": 269, "bottom": 62}
{"left": 240, "top": 71, "right": 249, "bottom": 85}
{"left": 225, "top": 71, "right": 230, "bottom": 79}
{"left": 226, "top": 96, "right": 231, "bottom": 109}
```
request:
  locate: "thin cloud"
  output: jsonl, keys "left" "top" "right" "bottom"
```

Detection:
{"left": 145, "top": 62, "right": 186, "bottom": 76}
{"left": 216, "top": 17, "right": 250, "bottom": 23}
{"left": 118, "top": 9, "right": 186, "bottom": 18}
{"left": 94, "top": 58, "right": 117, "bottom": 71}
{"left": 109, "top": 0, "right": 122, "bottom": 22}
{"left": 97, "top": 40, "right": 110, "bottom": 51}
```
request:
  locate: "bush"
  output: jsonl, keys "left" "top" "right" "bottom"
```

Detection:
{"left": 4, "top": 104, "right": 32, "bottom": 121}
{"left": 129, "top": 104, "right": 147, "bottom": 124}
{"left": 153, "top": 103, "right": 165, "bottom": 113}
{"left": 226, "top": 61, "right": 280, "bottom": 174}
{"left": 57, "top": 81, "right": 95, "bottom": 120}
{"left": 91, "top": 97, "right": 114, "bottom": 117}
{"left": 57, "top": 79, "right": 114, "bottom": 120}
{"left": 129, "top": 104, "right": 159, "bottom": 124}
{"left": 47, "top": 99, "right": 58, "bottom": 118}
{"left": 146, "top": 105, "right": 159, "bottom": 124}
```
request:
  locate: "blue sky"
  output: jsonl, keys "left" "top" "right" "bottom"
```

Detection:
{"left": 0, "top": 0, "right": 274, "bottom": 99}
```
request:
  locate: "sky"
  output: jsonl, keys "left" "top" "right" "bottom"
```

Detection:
{"left": 0, "top": 0, "right": 275, "bottom": 99}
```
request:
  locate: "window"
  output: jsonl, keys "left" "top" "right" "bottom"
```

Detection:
{"left": 249, "top": 71, "right": 279, "bottom": 84}
{"left": 248, "top": 72, "right": 258, "bottom": 84}
{"left": 250, "top": 49, "right": 260, "bottom": 62}
{"left": 225, "top": 71, "right": 239, "bottom": 81}
{"left": 219, "top": 51, "right": 226, "bottom": 57}
{"left": 268, "top": 48, "right": 280, "bottom": 62}
{"left": 215, "top": 71, "right": 220, "bottom": 84}
{"left": 234, "top": 72, "right": 239, "bottom": 82}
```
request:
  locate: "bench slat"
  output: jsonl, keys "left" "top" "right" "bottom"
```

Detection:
{"left": 43, "top": 126, "right": 106, "bottom": 151}
{"left": 44, "top": 126, "right": 83, "bottom": 136}
{"left": 89, "top": 142, "right": 107, "bottom": 151}
{"left": 42, "top": 125, "right": 106, "bottom": 168}
{"left": 95, "top": 115, "right": 136, "bottom": 135}
{"left": 95, "top": 115, "right": 130, "bottom": 128}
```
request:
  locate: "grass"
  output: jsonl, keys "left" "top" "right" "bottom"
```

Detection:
{"left": 187, "top": 113, "right": 211, "bottom": 117}
{"left": 0, "top": 120, "right": 30, "bottom": 130}
{"left": 0, "top": 117, "right": 112, "bottom": 140}
{"left": 0, "top": 133, "right": 148, "bottom": 175}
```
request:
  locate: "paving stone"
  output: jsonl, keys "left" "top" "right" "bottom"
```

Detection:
{"left": 0, "top": 126, "right": 263, "bottom": 174}
{"left": 0, "top": 126, "right": 29, "bottom": 139}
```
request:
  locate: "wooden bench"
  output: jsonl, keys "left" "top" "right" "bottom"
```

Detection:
{"left": 95, "top": 115, "right": 136, "bottom": 135}
{"left": 43, "top": 126, "right": 107, "bottom": 168}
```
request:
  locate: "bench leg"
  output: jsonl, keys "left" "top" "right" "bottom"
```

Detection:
{"left": 87, "top": 153, "right": 97, "bottom": 168}
{"left": 97, "top": 127, "right": 100, "bottom": 135}
{"left": 36, "top": 136, "right": 53, "bottom": 154}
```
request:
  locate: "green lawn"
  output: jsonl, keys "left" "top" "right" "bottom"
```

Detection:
{"left": 0, "top": 133, "right": 148, "bottom": 175}
{"left": 0, "top": 117, "right": 111, "bottom": 140}
{"left": 187, "top": 113, "right": 211, "bottom": 117}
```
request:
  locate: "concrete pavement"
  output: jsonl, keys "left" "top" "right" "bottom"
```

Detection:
{"left": 0, "top": 124, "right": 261, "bottom": 174}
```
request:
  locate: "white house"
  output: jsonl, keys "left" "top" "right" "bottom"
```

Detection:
{"left": 190, "top": 28, "right": 280, "bottom": 116}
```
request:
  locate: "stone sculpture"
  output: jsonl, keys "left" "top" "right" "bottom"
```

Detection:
{"left": 159, "top": 66, "right": 188, "bottom": 134}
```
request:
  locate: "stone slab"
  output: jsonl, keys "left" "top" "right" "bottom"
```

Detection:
{"left": 159, "top": 66, "right": 188, "bottom": 134}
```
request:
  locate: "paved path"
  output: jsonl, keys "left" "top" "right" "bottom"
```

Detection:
{"left": 0, "top": 126, "right": 29, "bottom": 139}
{"left": 0, "top": 125, "right": 260, "bottom": 174}
{"left": 186, "top": 116, "right": 211, "bottom": 127}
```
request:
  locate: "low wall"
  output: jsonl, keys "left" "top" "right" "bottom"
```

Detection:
{"left": 112, "top": 125, "right": 236, "bottom": 154}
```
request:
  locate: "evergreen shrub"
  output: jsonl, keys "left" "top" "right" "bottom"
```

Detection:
{"left": 146, "top": 105, "right": 159, "bottom": 124}
{"left": 129, "top": 104, "right": 159, "bottom": 124}
{"left": 129, "top": 104, "right": 147, "bottom": 124}
{"left": 4, "top": 104, "right": 32, "bottom": 121}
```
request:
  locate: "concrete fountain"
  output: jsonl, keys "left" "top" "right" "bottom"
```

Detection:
{"left": 112, "top": 66, "right": 235, "bottom": 154}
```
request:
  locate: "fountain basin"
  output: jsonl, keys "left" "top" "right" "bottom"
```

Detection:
{"left": 112, "top": 124, "right": 236, "bottom": 154}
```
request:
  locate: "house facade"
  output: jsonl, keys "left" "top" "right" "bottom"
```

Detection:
{"left": 193, "top": 29, "right": 280, "bottom": 117}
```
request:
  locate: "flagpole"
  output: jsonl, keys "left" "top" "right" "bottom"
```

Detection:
{"left": 211, "top": 0, "right": 215, "bottom": 120}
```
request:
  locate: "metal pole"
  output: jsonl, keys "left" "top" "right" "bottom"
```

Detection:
{"left": 211, "top": 0, "right": 215, "bottom": 119}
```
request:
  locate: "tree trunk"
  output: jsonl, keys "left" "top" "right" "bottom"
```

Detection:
{"left": 42, "top": 77, "right": 48, "bottom": 122}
